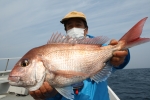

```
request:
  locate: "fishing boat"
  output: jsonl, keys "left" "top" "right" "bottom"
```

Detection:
{"left": 0, "top": 57, "right": 120, "bottom": 100}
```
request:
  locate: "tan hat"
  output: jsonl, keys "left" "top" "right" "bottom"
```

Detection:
{"left": 60, "top": 11, "right": 87, "bottom": 24}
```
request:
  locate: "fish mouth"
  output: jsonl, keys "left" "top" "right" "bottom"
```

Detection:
{"left": 8, "top": 76, "right": 23, "bottom": 86}
{"left": 8, "top": 76, "right": 36, "bottom": 86}
{"left": 8, "top": 76, "right": 20, "bottom": 83}
{"left": 9, "top": 81, "right": 24, "bottom": 86}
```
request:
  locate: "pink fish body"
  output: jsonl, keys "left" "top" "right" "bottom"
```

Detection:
{"left": 8, "top": 17, "right": 150, "bottom": 100}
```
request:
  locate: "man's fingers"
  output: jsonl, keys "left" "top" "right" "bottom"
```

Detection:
{"left": 110, "top": 51, "right": 127, "bottom": 67}
{"left": 39, "top": 83, "right": 49, "bottom": 97}
{"left": 110, "top": 57, "right": 124, "bottom": 67}
{"left": 43, "top": 82, "right": 53, "bottom": 92}
{"left": 109, "top": 39, "right": 128, "bottom": 67}
{"left": 113, "top": 50, "right": 128, "bottom": 57}
{"left": 29, "top": 90, "right": 45, "bottom": 99}
{"left": 29, "top": 91, "right": 38, "bottom": 99}
{"left": 111, "top": 56, "right": 120, "bottom": 62}
{"left": 111, "top": 56, "right": 124, "bottom": 62}
{"left": 43, "top": 82, "right": 58, "bottom": 97}
{"left": 35, "top": 90, "right": 45, "bottom": 99}
{"left": 111, "top": 61, "right": 124, "bottom": 67}
{"left": 109, "top": 39, "right": 118, "bottom": 45}
{"left": 29, "top": 82, "right": 58, "bottom": 99}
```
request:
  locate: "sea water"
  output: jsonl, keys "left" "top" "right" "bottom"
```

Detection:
{"left": 108, "top": 68, "right": 150, "bottom": 100}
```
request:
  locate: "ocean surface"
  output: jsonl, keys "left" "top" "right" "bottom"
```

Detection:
{"left": 107, "top": 68, "right": 150, "bottom": 100}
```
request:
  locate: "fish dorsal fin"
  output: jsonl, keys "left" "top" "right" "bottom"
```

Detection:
{"left": 47, "top": 33, "right": 109, "bottom": 45}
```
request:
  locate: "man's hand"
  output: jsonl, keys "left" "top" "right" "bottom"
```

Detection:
{"left": 109, "top": 39, "right": 128, "bottom": 67}
{"left": 29, "top": 82, "right": 58, "bottom": 99}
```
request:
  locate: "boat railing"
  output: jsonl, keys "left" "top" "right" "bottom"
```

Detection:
{"left": 0, "top": 57, "right": 21, "bottom": 72}
{"left": 0, "top": 57, "right": 29, "bottom": 96}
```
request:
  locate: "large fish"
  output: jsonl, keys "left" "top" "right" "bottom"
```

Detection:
{"left": 8, "top": 17, "right": 150, "bottom": 100}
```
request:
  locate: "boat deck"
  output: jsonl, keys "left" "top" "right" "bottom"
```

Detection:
{"left": 0, "top": 70, "right": 120, "bottom": 100}
{"left": 0, "top": 93, "right": 34, "bottom": 100}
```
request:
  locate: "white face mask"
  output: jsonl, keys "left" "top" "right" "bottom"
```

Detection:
{"left": 66, "top": 28, "right": 85, "bottom": 38}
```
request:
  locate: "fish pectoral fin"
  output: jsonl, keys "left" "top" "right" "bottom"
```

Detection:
{"left": 55, "top": 86, "right": 74, "bottom": 100}
{"left": 90, "top": 62, "right": 112, "bottom": 83}
{"left": 54, "top": 70, "right": 89, "bottom": 78}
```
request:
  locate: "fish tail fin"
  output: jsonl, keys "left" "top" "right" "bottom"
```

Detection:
{"left": 119, "top": 17, "right": 150, "bottom": 49}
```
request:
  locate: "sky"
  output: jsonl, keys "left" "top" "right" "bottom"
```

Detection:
{"left": 0, "top": 0, "right": 150, "bottom": 71}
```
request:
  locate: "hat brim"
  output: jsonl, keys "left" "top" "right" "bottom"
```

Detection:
{"left": 60, "top": 17, "right": 86, "bottom": 24}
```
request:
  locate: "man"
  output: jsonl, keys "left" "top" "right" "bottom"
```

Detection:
{"left": 30, "top": 11, "right": 130, "bottom": 100}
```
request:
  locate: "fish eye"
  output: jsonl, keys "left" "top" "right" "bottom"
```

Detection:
{"left": 21, "top": 59, "right": 30, "bottom": 67}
